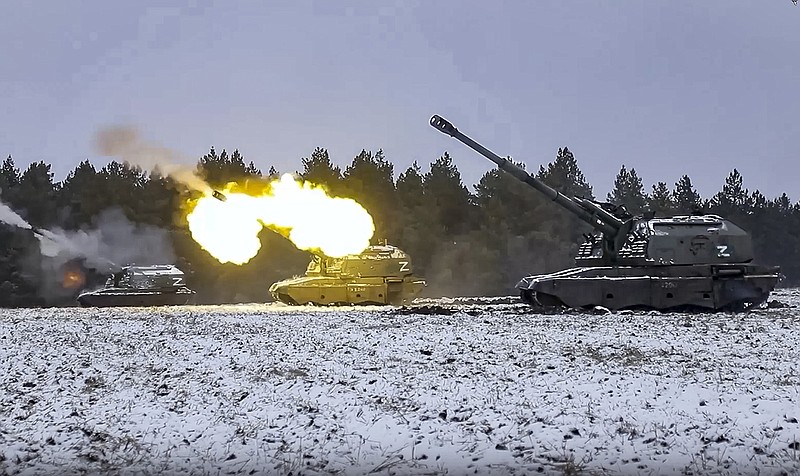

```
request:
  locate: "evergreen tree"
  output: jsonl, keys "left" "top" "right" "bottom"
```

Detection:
{"left": 648, "top": 181, "right": 674, "bottom": 216}
{"left": 750, "top": 190, "right": 767, "bottom": 211}
{"left": 197, "top": 146, "right": 220, "bottom": 182}
{"left": 59, "top": 161, "right": 103, "bottom": 228}
{"left": 473, "top": 162, "right": 553, "bottom": 292}
{"left": 395, "top": 162, "right": 438, "bottom": 277}
{"left": 301, "top": 147, "right": 342, "bottom": 193}
{"left": 15, "top": 161, "right": 57, "bottom": 226}
{"left": 422, "top": 152, "right": 475, "bottom": 237}
{"left": 474, "top": 160, "right": 541, "bottom": 235}
{"left": 412, "top": 153, "right": 491, "bottom": 297}
{"left": 0, "top": 155, "right": 21, "bottom": 200}
{"left": 0, "top": 226, "right": 43, "bottom": 307}
{"left": 232, "top": 150, "right": 261, "bottom": 176}
{"left": 746, "top": 191, "right": 800, "bottom": 285}
{"left": 673, "top": 175, "right": 702, "bottom": 214}
{"left": 396, "top": 162, "right": 425, "bottom": 211}
{"left": 535, "top": 147, "right": 594, "bottom": 266}
{"left": 139, "top": 171, "right": 180, "bottom": 228}
{"left": 607, "top": 165, "right": 647, "bottom": 215}
{"left": 537, "top": 147, "right": 593, "bottom": 199}
{"left": 711, "top": 168, "right": 751, "bottom": 215}
{"left": 100, "top": 161, "right": 147, "bottom": 220}
{"left": 342, "top": 149, "right": 396, "bottom": 240}
{"left": 775, "top": 192, "right": 793, "bottom": 213}
{"left": 197, "top": 147, "right": 259, "bottom": 187}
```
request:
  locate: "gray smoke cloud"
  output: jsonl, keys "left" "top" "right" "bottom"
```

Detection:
{"left": 36, "top": 208, "right": 177, "bottom": 302}
{"left": 0, "top": 198, "right": 176, "bottom": 302}
{"left": 95, "top": 125, "right": 212, "bottom": 194}
{"left": 36, "top": 208, "right": 175, "bottom": 271}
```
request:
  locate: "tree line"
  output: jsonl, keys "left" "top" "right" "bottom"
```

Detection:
{"left": 0, "top": 145, "right": 797, "bottom": 307}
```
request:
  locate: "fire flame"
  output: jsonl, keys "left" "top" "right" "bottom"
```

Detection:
{"left": 62, "top": 269, "right": 86, "bottom": 290}
{"left": 187, "top": 174, "right": 375, "bottom": 264}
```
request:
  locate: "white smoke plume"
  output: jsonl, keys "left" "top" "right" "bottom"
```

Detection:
{"left": 0, "top": 201, "right": 32, "bottom": 230}
{"left": 0, "top": 198, "right": 120, "bottom": 272}
{"left": 95, "top": 126, "right": 212, "bottom": 194}
{"left": 36, "top": 228, "right": 118, "bottom": 273}
{"left": 38, "top": 208, "right": 176, "bottom": 272}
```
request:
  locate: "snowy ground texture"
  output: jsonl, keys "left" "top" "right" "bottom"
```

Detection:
{"left": 2, "top": 291, "right": 800, "bottom": 476}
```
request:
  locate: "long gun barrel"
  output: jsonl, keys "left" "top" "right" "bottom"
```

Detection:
{"left": 429, "top": 115, "right": 625, "bottom": 237}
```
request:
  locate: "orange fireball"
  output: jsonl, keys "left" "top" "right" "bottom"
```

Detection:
{"left": 186, "top": 174, "right": 375, "bottom": 265}
{"left": 62, "top": 269, "right": 86, "bottom": 290}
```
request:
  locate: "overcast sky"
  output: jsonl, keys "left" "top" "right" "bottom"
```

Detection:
{"left": 1, "top": 1, "right": 798, "bottom": 200}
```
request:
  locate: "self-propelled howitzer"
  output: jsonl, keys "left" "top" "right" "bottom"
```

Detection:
{"left": 269, "top": 244, "right": 426, "bottom": 306}
{"left": 430, "top": 114, "right": 781, "bottom": 311}
{"left": 76, "top": 265, "right": 196, "bottom": 307}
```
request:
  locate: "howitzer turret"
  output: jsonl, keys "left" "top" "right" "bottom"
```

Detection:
{"left": 430, "top": 114, "right": 781, "bottom": 311}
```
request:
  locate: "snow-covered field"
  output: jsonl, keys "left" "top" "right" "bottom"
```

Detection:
{"left": 2, "top": 291, "right": 800, "bottom": 476}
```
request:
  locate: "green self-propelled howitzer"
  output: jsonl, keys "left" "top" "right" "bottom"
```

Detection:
{"left": 269, "top": 244, "right": 426, "bottom": 306}
{"left": 430, "top": 114, "right": 781, "bottom": 311}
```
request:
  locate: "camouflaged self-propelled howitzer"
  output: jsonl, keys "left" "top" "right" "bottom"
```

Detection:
{"left": 77, "top": 265, "right": 195, "bottom": 307}
{"left": 430, "top": 114, "right": 781, "bottom": 311}
{"left": 269, "top": 244, "right": 426, "bottom": 306}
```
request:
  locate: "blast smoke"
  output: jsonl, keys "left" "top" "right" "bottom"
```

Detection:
{"left": 36, "top": 208, "right": 177, "bottom": 302}
{"left": 36, "top": 228, "right": 118, "bottom": 272}
{"left": 0, "top": 201, "right": 32, "bottom": 230}
{"left": 0, "top": 197, "right": 120, "bottom": 271}
{"left": 95, "top": 126, "right": 212, "bottom": 194}
{"left": 38, "top": 208, "right": 175, "bottom": 270}
{"left": 0, "top": 197, "right": 176, "bottom": 302}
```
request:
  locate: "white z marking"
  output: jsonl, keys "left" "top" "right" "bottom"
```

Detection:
{"left": 398, "top": 261, "right": 410, "bottom": 272}
{"left": 172, "top": 277, "right": 184, "bottom": 286}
